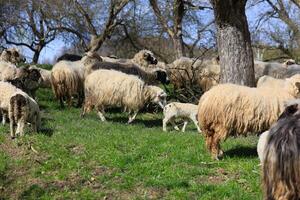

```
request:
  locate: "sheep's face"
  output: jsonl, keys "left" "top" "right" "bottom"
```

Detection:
{"left": 155, "top": 70, "right": 170, "bottom": 84}
{"left": 4, "top": 48, "right": 26, "bottom": 64}
{"left": 152, "top": 91, "right": 167, "bottom": 109}
{"left": 143, "top": 51, "right": 158, "bottom": 65}
{"left": 22, "top": 68, "right": 42, "bottom": 91}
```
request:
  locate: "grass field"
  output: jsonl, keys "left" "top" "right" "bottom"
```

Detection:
{"left": 0, "top": 87, "right": 263, "bottom": 200}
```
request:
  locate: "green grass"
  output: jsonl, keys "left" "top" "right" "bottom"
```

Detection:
{"left": 0, "top": 88, "right": 263, "bottom": 199}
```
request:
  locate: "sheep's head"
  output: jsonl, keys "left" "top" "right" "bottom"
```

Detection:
{"left": 82, "top": 51, "right": 103, "bottom": 66}
{"left": 142, "top": 50, "right": 158, "bottom": 65}
{"left": 154, "top": 69, "right": 170, "bottom": 85}
{"left": 1, "top": 48, "right": 26, "bottom": 64}
{"left": 146, "top": 86, "right": 167, "bottom": 109}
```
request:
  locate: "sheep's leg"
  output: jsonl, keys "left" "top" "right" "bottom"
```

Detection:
{"left": 128, "top": 111, "right": 138, "bottom": 124}
{"left": 170, "top": 120, "right": 180, "bottom": 131}
{"left": 2, "top": 112, "right": 6, "bottom": 125}
{"left": 96, "top": 107, "right": 106, "bottom": 122}
{"left": 31, "top": 116, "right": 37, "bottom": 133}
{"left": 210, "top": 135, "right": 223, "bottom": 160}
{"left": 190, "top": 116, "right": 201, "bottom": 133}
{"left": 162, "top": 116, "right": 170, "bottom": 132}
{"left": 181, "top": 121, "right": 188, "bottom": 132}
{"left": 10, "top": 121, "right": 16, "bottom": 139}
{"left": 59, "top": 96, "right": 64, "bottom": 108}
{"left": 16, "top": 120, "right": 25, "bottom": 137}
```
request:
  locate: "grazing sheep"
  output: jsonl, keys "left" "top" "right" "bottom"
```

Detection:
{"left": 85, "top": 61, "right": 170, "bottom": 85}
{"left": 29, "top": 65, "right": 52, "bottom": 88}
{"left": 262, "top": 110, "right": 300, "bottom": 199}
{"left": 9, "top": 92, "right": 41, "bottom": 138}
{"left": 81, "top": 70, "right": 167, "bottom": 123}
{"left": 51, "top": 52, "right": 102, "bottom": 107}
{"left": 283, "top": 59, "right": 296, "bottom": 66}
{"left": 102, "top": 50, "right": 158, "bottom": 68}
{"left": 56, "top": 53, "right": 82, "bottom": 62}
{"left": 198, "top": 80, "right": 300, "bottom": 160}
{"left": 257, "top": 75, "right": 300, "bottom": 91}
{"left": 163, "top": 102, "right": 201, "bottom": 133}
{"left": 0, "top": 47, "right": 26, "bottom": 64}
{"left": 257, "top": 99, "right": 300, "bottom": 164}
{"left": 0, "top": 61, "right": 24, "bottom": 81}
{"left": 254, "top": 60, "right": 287, "bottom": 81}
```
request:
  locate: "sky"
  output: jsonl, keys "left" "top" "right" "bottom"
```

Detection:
{"left": 20, "top": 1, "right": 274, "bottom": 64}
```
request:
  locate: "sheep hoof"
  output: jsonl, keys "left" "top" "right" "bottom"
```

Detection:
{"left": 11, "top": 136, "right": 16, "bottom": 140}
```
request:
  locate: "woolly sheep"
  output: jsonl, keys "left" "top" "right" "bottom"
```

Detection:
{"left": 9, "top": 91, "right": 41, "bottom": 138}
{"left": 51, "top": 52, "right": 102, "bottom": 107}
{"left": 29, "top": 65, "right": 52, "bottom": 88}
{"left": 102, "top": 50, "right": 158, "bottom": 68}
{"left": 198, "top": 78, "right": 300, "bottom": 160}
{"left": 0, "top": 47, "right": 26, "bottom": 64}
{"left": 257, "top": 99, "right": 300, "bottom": 164}
{"left": 163, "top": 102, "right": 201, "bottom": 133}
{"left": 85, "top": 61, "right": 170, "bottom": 85}
{"left": 167, "top": 57, "right": 220, "bottom": 92}
{"left": 262, "top": 110, "right": 300, "bottom": 199}
{"left": 81, "top": 69, "right": 167, "bottom": 123}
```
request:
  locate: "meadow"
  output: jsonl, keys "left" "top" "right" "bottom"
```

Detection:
{"left": 0, "top": 83, "right": 262, "bottom": 199}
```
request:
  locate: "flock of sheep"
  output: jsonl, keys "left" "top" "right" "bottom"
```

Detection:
{"left": 1, "top": 47, "right": 300, "bottom": 199}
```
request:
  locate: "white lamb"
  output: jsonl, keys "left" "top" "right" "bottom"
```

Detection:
{"left": 163, "top": 102, "right": 201, "bottom": 133}
{"left": 81, "top": 69, "right": 167, "bottom": 123}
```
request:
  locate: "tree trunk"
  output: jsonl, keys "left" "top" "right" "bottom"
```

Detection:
{"left": 211, "top": 0, "right": 255, "bottom": 86}
{"left": 173, "top": 35, "right": 184, "bottom": 59}
{"left": 32, "top": 50, "right": 41, "bottom": 63}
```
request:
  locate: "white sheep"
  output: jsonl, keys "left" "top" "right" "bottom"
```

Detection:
{"left": 163, "top": 102, "right": 201, "bottom": 133}
{"left": 101, "top": 50, "right": 158, "bottom": 68}
{"left": 9, "top": 91, "right": 41, "bottom": 138}
{"left": 81, "top": 69, "right": 167, "bottom": 123}
{"left": 198, "top": 76, "right": 300, "bottom": 159}
{"left": 51, "top": 52, "right": 102, "bottom": 107}
{"left": 0, "top": 81, "right": 19, "bottom": 124}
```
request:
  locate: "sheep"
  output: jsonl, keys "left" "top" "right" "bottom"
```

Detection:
{"left": 81, "top": 69, "right": 167, "bottom": 123}
{"left": 51, "top": 52, "right": 102, "bottom": 107}
{"left": 29, "top": 65, "right": 52, "bottom": 88}
{"left": 162, "top": 102, "right": 201, "bottom": 133}
{"left": 254, "top": 60, "right": 288, "bottom": 81}
{"left": 283, "top": 58, "right": 296, "bottom": 66}
{"left": 56, "top": 53, "right": 82, "bottom": 62}
{"left": 198, "top": 77, "right": 300, "bottom": 160}
{"left": 257, "top": 99, "right": 300, "bottom": 164}
{"left": 9, "top": 92, "right": 41, "bottom": 138}
{"left": 102, "top": 50, "right": 158, "bottom": 68}
{"left": 167, "top": 57, "right": 220, "bottom": 92}
{"left": 0, "top": 47, "right": 26, "bottom": 64}
{"left": 84, "top": 61, "right": 170, "bottom": 85}
{"left": 262, "top": 110, "right": 300, "bottom": 199}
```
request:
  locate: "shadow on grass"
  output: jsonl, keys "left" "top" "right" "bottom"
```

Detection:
{"left": 109, "top": 116, "right": 162, "bottom": 128}
{"left": 39, "top": 128, "right": 54, "bottom": 137}
{"left": 19, "top": 184, "right": 46, "bottom": 200}
{"left": 225, "top": 146, "right": 258, "bottom": 158}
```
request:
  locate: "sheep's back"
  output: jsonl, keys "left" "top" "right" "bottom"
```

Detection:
{"left": 0, "top": 82, "right": 21, "bottom": 110}
{"left": 198, "top": 84, "right": 294, "bottom": 136}
{"left": 85, "top": 70, "right": 145, "bottom": 110}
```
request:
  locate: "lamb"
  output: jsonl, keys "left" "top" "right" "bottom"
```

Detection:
{"left": 51, "top": 52, "right": 102, "bottom": 107}
{"left": 56, "top": 53, "right": 82, "bottom": 62}
{"left": 0, "top": 47, "right": 26, "bottom": 64}
{"left": 163, "top": 102, "right": 201, "bottom": 133}
{"left": 85, "top": 61, "right": 170, "bottom": 85}
{"left": 9, "top": 91, "right": 41, "bottom": 138}
{"left": 198, "top": 78, "right": 300, "bottom": 160}
{"left": 262, "top": 108, "right": 300, "bottom": 199}
{"left": 81, "top": 69, "right": 167, "bottom": 123}
{"left": 29, "top": 65, "right": 52, "bottom": 88}
{"left": 257, "top": 99, "right": 300, "bottom": 164}
{"left": 102, "top": 49, "right": 158, "bottom": 68}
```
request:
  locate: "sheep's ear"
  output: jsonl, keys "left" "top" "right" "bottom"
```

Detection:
{"left": 6, "top": 50, "right": 11, "bottom": 56}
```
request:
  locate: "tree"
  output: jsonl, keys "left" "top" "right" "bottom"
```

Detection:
{"left": 210, "top": 0, "right": 255, "bottom": 86}
{"left": 4, "top": 0, "right": 58, "bottom": 63}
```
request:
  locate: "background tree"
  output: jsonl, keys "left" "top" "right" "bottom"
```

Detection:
{"left": 210, "top": 0, "right": 255, "bottom": 86}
